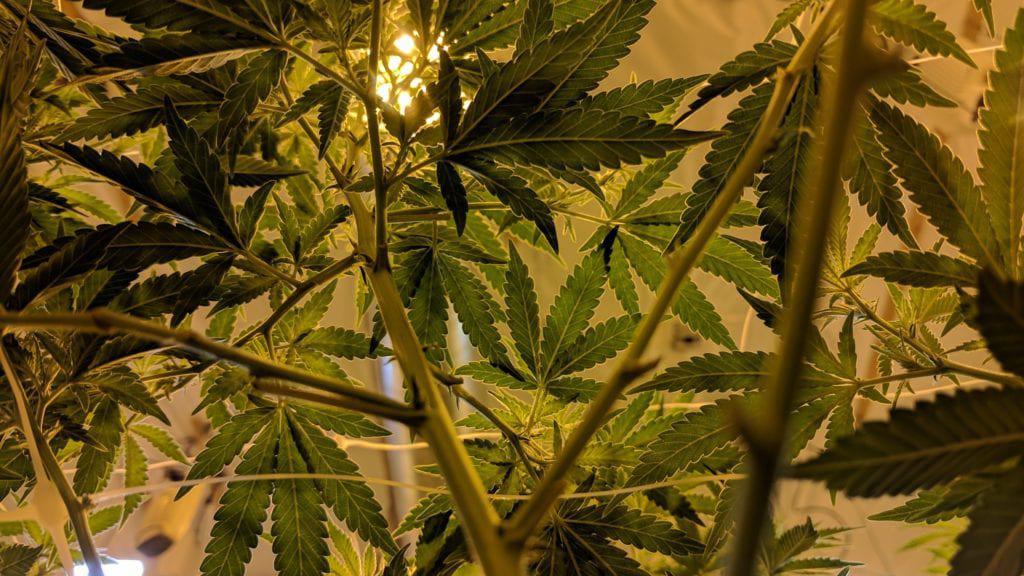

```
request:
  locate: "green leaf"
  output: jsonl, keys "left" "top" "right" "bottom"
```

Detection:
{"left": 845, "top": 251, "right": 978, "bottom": 287}
{"left": 870, "top": 100, "right": 998, "bottom": 266}
{"left": 635, "top": 351, "right": 770, "bottom": 394}
{"left": 436, "top": 161, "right": 469, "bottom": 235}
{"left": 104, "top": 221, "right": 231, "bottom": 268}
{"left": 0, "top": 543, "right": 40, "bottom": 576}
{"left": 700, "top": 236, "right": 779, "bottom": 297}
{"left": 47, "top": 143, "right": 197, "bottom": 228}
{"left": 298, "top": 327, "right": 380, "bottom": 359}
{"left": 443, "top": 0, "right": 599, "bottom": 54}
{"left": 844, "top": 114, "right": 915, "bottom": 245}
{"left": 436, "top": 254, "right": 512, "bottom": 368}
{"left": 182, "top": 408, "right": 275, "bottom": 498}
{"left": 98, "top": 34, "right": 268, "bottom": 78}
{"left": 674, "top": 279, "right": 733, "bottom": 348}
{"left": 503, "top": 244, "right": 542, "bottom": 373}
{"left": 870, "top": 64, "right": 957, "bottom": 108}
{"left": 674, "top": 82, "right": 773, "bottom": 245}
{"left": 977, "top": 9, "right": 1024, "bottom": 274}
{"left": 131, "top": 423, "right": 188, "bottom": 464}
{"left": 950, "top": 467, "right": 1024, "bottom": 576}
{"left": 618, "top": 232, "right": 733, "bottom": 346}
{"left": 973, "top": 0, "right": 995, "bottom": 35}
{"left": 272, "top": 414, "right": 330, "bottom": 576}
{"left": 74, "top": 398, "right": 124, "bottom": 494}
{"left": 8, "top": 224, "right": 124, "bottom": 310}
{"left": 0, "top": 26, "right": 38, "bottom": 301}
{"left": 170, "top": 255, "right": 235, "bottom": 325}
{"left": 289, "top": 412, "right": 397, "bottom": 553}
{"left": 452, "top": 107, "right": 714, "bottom": 173}
{"left": 217, "top": 50, "right": 288, "bottom": 146}
{"left": 277, "top": 282, "right": 335, "bottom": 343}
{"left": 517, "top": 0, "right": 554, "bottom": 53}
{"left": 615, "top": 151, "right": 684, "bottom": 217}
{"left": 634, "top": 350, "right": 838, "bottom": 394}
{"left": 403, "top": 250, "right": 449, "bottom": 351}
{"left": 686, "top": 40, "right": 796, "bottom": 117}
{"left": 565, "top": 504, "right": 704, "bottom": 556}
{"left": 551, "top": 314, "right": 639, "bottom": 378}
{"left": 230, "top": 156, "right": 305, "bottom": 186}
{"left": 454, "top": 157, "right": 558, "bottom": 251}
{"left": 606, "top": 235, "right": 639, "bottom": 314}
{"left": 456, "top": 361, "right": 533, "bottom": 390}
{"left": 291, "top": 405, "right": 390, "bottom": 439}
{"left": 977, "top": 269, "right": 1024, "bottom": 378}
{"left": 765, "top": 0, "right": 818, "bottom": 40}
{"left": 629, "top": 400, "right": 738, "bottom": 486}
{"left": 794, "top": 389, "right": 1024, "bottom": 496}
{"left": 871, "top": 0, "right": 975, "bottom": 67}
{"left": 870, "top": 475, "right": 991, "bottom": 524}
{"left": 81, "top": 0, "right": 263, "bottom": 35}
{"left": 456, "top": 0, "right": 652, "bottom": 135}
{"left": 200, "top": 410, "right": 278, "bottom": 576}
{"left": 122, "top": 432, "right": 148, "bottom": 521}
{"left": 92, "top": 368, "right": 168, "bottom": 424}
{"left": 164, "top": 98, "right": 239, "bottom": 243}
{"left": 756, "top": 70, "right": 818, "bottom": 282}
{"left": 541, "top": 252, "right": 605, "bottom": 375}
{"left": 577, "top": 77, "right": 704, "bottom": 118}
{"left": 237, "top": 181, "right": 274, "bottom": 246}
{"left": 62, "top": 82, "right": 210, "bottom": 141}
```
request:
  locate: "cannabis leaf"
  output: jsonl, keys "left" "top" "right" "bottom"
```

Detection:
{"left": 977, "top": 269, "right": 1024, "bottom": 378}
{"left": 795, "top": 389, "right": 1024, "bottom": 496}
{"left": 977, "top": 9, "right": 1024, "bottom": 274}
{"left": 845, "top": 251, "right": 978, "bottom": 288}
{"left": 870, "top": 99, "right": 999, "bottom": 267}
{"left": 870, "top": 0, "right": 974, "bottom": 66}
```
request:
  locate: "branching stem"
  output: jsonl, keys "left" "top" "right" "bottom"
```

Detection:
{"left": 0, "top": 311, "right": 420, "bottom": 423}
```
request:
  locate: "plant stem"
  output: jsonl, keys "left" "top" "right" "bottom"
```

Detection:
{"left": 0, "top": 311, "right": 420, "bottom": 423}
{"left": 504, "top": 0, "right": 845, "bottom": 548}
{"left": 937, "top": 359, "right": 1024, "bottom": 388}
{"left": 844, "top": 288, "right": 1024, "bottom": 388}
{"left": 365, "top": 0, "right": 391, "bottom": 269}
{"left": 852, "top": 366, "right": 947, "bottom": 388}
{"left": 726, "top": 1, "right": 872, "bottom": 574}
{"left": 236, "top": 248, "right": 302, "bottom": 287}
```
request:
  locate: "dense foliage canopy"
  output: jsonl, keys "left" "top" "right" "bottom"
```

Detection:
{"left": 0, "top": 0, "right": 1022, "bottom": 575}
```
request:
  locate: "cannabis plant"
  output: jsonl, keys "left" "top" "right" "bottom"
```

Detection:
{"left": 0, "top": 0, "right": 1021, "bottom": 574}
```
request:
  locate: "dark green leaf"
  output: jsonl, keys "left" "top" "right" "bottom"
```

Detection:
{"left": 794, "top": 389, "right": 1024, "bottom": 496}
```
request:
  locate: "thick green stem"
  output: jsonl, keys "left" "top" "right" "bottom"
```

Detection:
{"left": 0, "top": 311, "right": 419, "bottom": 423}
{"left": 504, "top": 0, "right": 845, "bottom": 548}
{"left": 726, "top": 2, "right": 872, "bottom": 574}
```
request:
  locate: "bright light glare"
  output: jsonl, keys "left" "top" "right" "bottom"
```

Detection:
{"left": 394, "top": 34, "right": 416, "bottom": 54}
{"left": 75, "top": 560, "right": 144, "bottom": 576}
{"left": 397, "top": 91, "right": 413, "bottom": 112}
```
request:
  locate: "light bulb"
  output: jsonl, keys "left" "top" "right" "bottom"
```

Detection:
{"left": 394, "top": 34, "right": 416, "bottom": 55}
